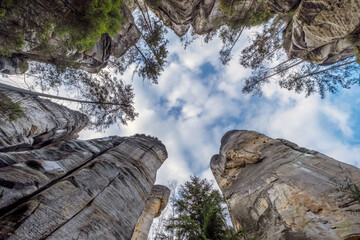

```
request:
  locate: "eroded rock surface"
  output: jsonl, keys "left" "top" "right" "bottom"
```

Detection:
{"left": 211, "top": 130, "right": 360, "bottom": 240}
{"left": 0, "top": 134, "right": 167, "bottom": 240}
{"left": 283, "top": 0, "right": 360, "bottom": 65}
{"left": 131, "top": 184, "right": 170, "bottom": 240}
{"left": 0, "top": 89, "right": 88, "bottom": 152}
{"left": 143, "top": 0, "right": 264, "bottom": 36}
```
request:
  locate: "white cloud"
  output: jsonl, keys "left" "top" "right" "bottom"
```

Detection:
{"left": 77, "top": 29, "right": 360, "bottom": 189}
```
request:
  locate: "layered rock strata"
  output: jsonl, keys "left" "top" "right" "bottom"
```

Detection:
{"left": 0, "top": 90, "right": 168, "bottom": 239}
{"left": 131, "top": 184, "right": 170, "bottom": 240}
{"left": 0, "top": 134, "right": 167, "bottom": 240}
{"left": 0, "top": 89, "right": 88, "bottom": 152}
{"left": 211, "top": 130, "right": 360, "bottom": 240}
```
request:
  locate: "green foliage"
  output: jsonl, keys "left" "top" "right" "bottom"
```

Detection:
{"left": 332, "top": 177, "right": 360, "bottom": 213}
{"left": 163, "top": 176, "right": 241, "bottom": 240}
{"left": 0, "top": 33, "right": 24, "bottom": 56}
{"left": 248, "top": 7, "right": 274, "bottom": 27}
{"left": 55, "top": 0, "right": 125, "bottom": 51}
{"left": 0, "top": 0, "right": 13, "bottom": 19}
{"left": 0, "top": 95, "right": 24, "bottom": 121}
{"left": 219, "top": 0, "right": 244, "bottom": 16}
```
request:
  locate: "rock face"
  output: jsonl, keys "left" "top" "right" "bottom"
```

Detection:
{"left": 0, "top": 89, "right": 88, "bottom": 152}
{"left": 143, "top": 0, "right": 359, "bottom": 65}
{"left": 143, "top": 0, "right": 264, "bottom": 36}
{"left": 0, "top": 0, "right": 140, "bottom": 74}
{"left": 284, "top": 0, "right": 360, "bottom": 65}
{"left": 0, "top": 135, "right": 167, "bottom": 240}
{"left": 211, "top": 130, "right": 360, "bottom": 240}
{"left": 0, "top": 90, "right": 168, "bottom": 239}
{"left": 131, "top": 184, "right": 170, "bottom": 240}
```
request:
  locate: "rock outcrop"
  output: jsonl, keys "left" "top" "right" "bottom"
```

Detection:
{"left": 143, "top": 0, "right": 265, "bottom": 36}
{"left": 0, "top": 90, "right": 168, "bottom": 239}
{"left": 0, "top": 0, "right": 140, "bottom": 74}
{"left": 131, "top": 184, "right": 170, "bottom": 240}
{"left": 0, "top": 134, "right": 167, "bottom": 240}
{"left": 211, "top": 130, "right": 360, "bottom": 240}
{"left": 0, "top": 89, "right": 88, "bottom": 152}
{"left": 142, "top": 0, "right": 359, "bottom": 65}
{"left": 283, "top": 0, "right": 360, "bottom": 65}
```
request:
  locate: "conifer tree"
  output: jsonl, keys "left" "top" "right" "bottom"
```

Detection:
{"left": 160, "top": 176, "right": 241, "bottom": 240}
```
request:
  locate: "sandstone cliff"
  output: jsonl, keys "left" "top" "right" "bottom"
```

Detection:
{"left": 142, "top": 0, "right": 360, "bottom": 65}
{"left": 0, "top": 0, "right": 140, "bottom": 74}
{"left": 0, "top": 89, "right": 88, "bottom": 152}
{"left": 0, "top": 90, "right": 168, "bottom": 239}
{"left": 211, "top": 130, "right": 360, "bottom": 240}
{"left": 0, "top": 134, "right": 167, "bottom": 240}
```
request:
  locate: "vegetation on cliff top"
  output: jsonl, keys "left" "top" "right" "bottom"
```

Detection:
{"left": 0, "top": 94, "right": 24, "bottom": 121}
{"left": 55, "top": 0, "right": 125, "bottom": 51}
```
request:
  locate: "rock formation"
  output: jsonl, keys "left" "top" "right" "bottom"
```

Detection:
{"left": 0, "top": 89, "right": 88, "bottom": 152}
{"left": 143, "top": 0, "right": 264, "bottom": 36}
{"left": 0, "top": 0, "right": 140, "bottom": 74}
{"left": 0, "top": 91, "right": 168, "bottom": 239}
{"left": 283, "top": 0, "right": 360, "bottom": 65}
{"left": 143, "top": 0, "right": 360, "bottom": 65}
{"left": 131, "top": 184, "right": 170, "bottom": 240}
{"left": 211, "top": 130, "right": 360, "bottom": 240}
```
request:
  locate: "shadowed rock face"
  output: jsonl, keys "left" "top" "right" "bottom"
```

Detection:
{"left": 143, "top": 0, "right": 359, "bottom": 65}
{"left": 131, "top": 184, "right": 171, "bottom": 240}
{"left": 0, "top": 89, "right": 89, "bottom": 152}
{"left": 0, "top": 0, "right": 140, "bottom": 74}
{"left": 211, "top": 130, "right": 360, "bottom": 240}
{"left": 0, "top": 135, "right": 167, "bottom": 240}
{"left": 143, "top": 0, "right": 263, "bottom": 36}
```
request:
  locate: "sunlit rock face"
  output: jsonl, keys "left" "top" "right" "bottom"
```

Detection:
{"left": 211, "top": 130, "right": 360, "bottom": 240}
{"left": 0, "top": 90, "right": 168, "bottom": 239}
{"left": 131, "top": 184, "right": 171, "bottom": 240}
{"left": 0, "top": 89, "right": 88, "bottom": 152}
{"left": 283, "top": 0, "right": 360, "bottom": 65}
{"left": 0, "top": 134, "right": 167, "bottom": 240}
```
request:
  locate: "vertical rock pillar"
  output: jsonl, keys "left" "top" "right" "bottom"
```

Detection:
{"left": 211, "top": 130, "right": 360, "bottom": 240}
{"left": 131, "top": 185, "right": 170, "bottom": 240}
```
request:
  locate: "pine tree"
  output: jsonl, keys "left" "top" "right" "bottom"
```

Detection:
{"left": 162, "top": 176, "right": 240, "bottom": 240}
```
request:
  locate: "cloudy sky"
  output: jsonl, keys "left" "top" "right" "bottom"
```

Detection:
{"left": 3, "top": 26, "right": 359, "bottom": 187}
{"left": 74, "top": 28, "right": 360, "bottom": 186}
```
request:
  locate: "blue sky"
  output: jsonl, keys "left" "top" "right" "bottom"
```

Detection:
{"left": 76, "top": 28, "right": 360, "bottom": 186}
{"left": 3, "top": 26, "right": 358, "bottom": 186}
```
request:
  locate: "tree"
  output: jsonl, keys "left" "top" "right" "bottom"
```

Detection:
{"left": 129, "top": 6, "right": 169, "bottom": 84}
{"left": 242, "top": 57, "right": 360, "bottom": 98}
{"left": 27, "top": 62, "right": 138, "bottom": 130}
{"left": 159, "top": 176, "right": 241, "bottom": 240}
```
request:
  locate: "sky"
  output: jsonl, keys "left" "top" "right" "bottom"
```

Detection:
{"left": 73, "top": 28, "right": 360, "bottom": 187}
{"left": 2, "top": 26, "right": 360, "bottom": 188}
